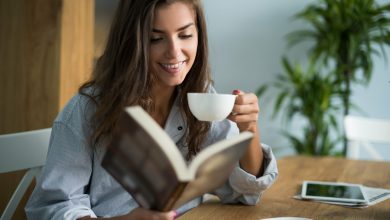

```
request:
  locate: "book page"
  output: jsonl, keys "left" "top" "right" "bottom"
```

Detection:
{"left": 171, "top": 132, "right": 253, "bottom": 209}
{"left": 102, "top": 107, "right": 185, "bottom": 210}
{"left": 125, "top": 106, "right": 190, "bottom": 178}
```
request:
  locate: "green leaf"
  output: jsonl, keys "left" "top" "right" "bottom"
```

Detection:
{"left": 255, "top": 85, "right": 268, "bottom": 97}
{"left": 281, "top": 57, "right": 295, "bottom": 79}
{"left": 272, "top": 91, "right": 289, "bottom": 118}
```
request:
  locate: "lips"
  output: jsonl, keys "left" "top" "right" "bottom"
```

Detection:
{"left": 159, "top": 61, "right": 186, "bottom": 74}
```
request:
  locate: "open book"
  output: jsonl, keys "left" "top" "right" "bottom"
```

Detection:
{"left": 102, "top": 106, "right": 253, "bottom": 211}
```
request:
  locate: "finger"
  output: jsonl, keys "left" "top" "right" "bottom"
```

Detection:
{"left": 228, "top": 112, "right": 258, "bottom": 123}
{"left": 231, "top": 104, "right": 259, "bottom": 115}
{"left": 232, "top": 89, "right": 244, "bottom": 95}
{"left": 147, "top": 211, "right": 175, "bottom": 220}
{"left": 235, "top": 93, "right": 258, "bottom": 105}
{"left": 155, "top": 211, "right": 176, "bottom": 220}
{"left": 130, "top": 208, "right": 175, "bottom": 220}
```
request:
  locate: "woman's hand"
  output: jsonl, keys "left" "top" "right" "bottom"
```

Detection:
{"left": 228, "top": 89, "right": 264, "bottom": 176}
{"left": 78, "top": 208, "right": 176, "bottom": 220}
{"left": 228, "top": 89, "right": 260, "bottom": 133}
{"left": 126, "top": 208, "right": 176, "bottom": 220}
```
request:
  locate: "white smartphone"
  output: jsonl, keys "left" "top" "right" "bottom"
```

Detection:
{"left": 301, "top": 181, "right": 368, "bottom": 204}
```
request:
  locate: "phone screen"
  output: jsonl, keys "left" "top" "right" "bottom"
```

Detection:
{"left": 306, "top": 183, "right": 365, "bottom": 200}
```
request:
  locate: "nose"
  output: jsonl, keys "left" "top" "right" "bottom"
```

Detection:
{"left": 165, "top": 37, "right": 181, "bottom": 58}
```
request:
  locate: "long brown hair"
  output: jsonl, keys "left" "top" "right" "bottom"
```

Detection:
{"left": 80, "top": 0, "right": 212, "bottom": 159}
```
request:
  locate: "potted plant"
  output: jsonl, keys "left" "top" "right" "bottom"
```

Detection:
{"left": 287, "top": 0, "right": 390, "bottom": 155}
{"left": 257, "top": 58, "right": 341, "bottom": 155}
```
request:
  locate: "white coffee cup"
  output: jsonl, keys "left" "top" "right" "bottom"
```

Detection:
{"left": 187, "top": 93, "right": 236, "bottom": 121}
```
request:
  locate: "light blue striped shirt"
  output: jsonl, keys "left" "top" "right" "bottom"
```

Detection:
{"left": 25, "top": 92, "right": 278, "bottom": 219}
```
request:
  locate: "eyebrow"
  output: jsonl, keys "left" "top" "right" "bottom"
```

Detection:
{"left": 152, "top": 23, "right": 195, "bottom": 33}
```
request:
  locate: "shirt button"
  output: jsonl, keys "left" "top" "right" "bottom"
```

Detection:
{"left": 178, "top": 126, "right": 183, "bottom": 131}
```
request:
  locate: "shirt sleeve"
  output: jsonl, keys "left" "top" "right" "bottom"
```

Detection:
{"left": 207, "top": 120, "right": 279, "bottom": 205}
{"left": 25, "top": 122, "right": 97, "bottom": 220}
{"left": 215, "top": 143, "right": 278, "bottom": 205}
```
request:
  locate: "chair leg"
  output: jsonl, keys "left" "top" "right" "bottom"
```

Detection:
{"left": 0, "top": 167, "right": 41, "bottom": 220}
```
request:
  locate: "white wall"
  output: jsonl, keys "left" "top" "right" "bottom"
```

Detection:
{"left": 203, "top": 0, "right": 390, "bottom": 159}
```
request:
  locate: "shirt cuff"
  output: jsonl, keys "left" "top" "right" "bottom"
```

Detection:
{"left": 228, "top": 143, "right": 279, "bottom": 204}
{"left": 54, "top": 205, "right": 97, "bottom": 220}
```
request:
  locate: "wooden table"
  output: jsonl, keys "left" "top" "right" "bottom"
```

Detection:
{"left": 179, "top": 156, "right": 390, "bottom": 220}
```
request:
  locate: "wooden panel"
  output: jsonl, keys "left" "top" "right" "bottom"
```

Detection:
{"left": 0, "top": 0, "right": 61, "bottom": 134}
{"left": 59, "top": 0, "right": 94, "bottom": 108}
{"left": 0, "top": 0, "right": 94, "bottom": 131}
{"left": 0, "top": 0, "right": 94, "bottom": 219}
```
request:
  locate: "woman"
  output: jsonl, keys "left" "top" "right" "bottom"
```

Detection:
{"left": 25, "top": 0, "right": 278, "bottom": 219}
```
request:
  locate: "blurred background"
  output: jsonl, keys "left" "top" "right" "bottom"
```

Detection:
{"left": 94, "top": 0, "right": 390, "bottom": 159}
{"left": 201, "top": 0, "right": 390, "bottom": 159}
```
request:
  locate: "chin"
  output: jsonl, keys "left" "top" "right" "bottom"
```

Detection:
{"left": 161, "top": 74, "right": 187, "bottom": 87}
{"left": 166, "top": 80, "right": 185, "bottom": 87}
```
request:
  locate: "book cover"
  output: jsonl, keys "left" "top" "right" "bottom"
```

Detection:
{"left": 102, "top": 106, "right": 253, "bottom": 211}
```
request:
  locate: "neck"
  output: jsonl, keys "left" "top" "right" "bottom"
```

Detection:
{"left": 150, "top": 85, "right": 177, "bottom": 127}
{"left": 152, "top": 85, "right": 176, "bottom": 110}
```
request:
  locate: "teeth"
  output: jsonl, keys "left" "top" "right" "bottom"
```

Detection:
{"left": 162, "top": 61, "right": 184, "bottom": 69}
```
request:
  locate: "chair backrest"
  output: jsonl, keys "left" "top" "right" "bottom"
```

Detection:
{"left": 0, "top": 128, "right": 51, "bottom": 220}
{"left": 344, "top": 115, "right": 390, "bottom": 161}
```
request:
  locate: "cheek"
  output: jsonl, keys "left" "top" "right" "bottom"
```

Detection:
{"left": 149, "top": 47, "right": 161, "bottom": 62}
{"left": 188, "top": 40, "right": 198, "bottom": 59}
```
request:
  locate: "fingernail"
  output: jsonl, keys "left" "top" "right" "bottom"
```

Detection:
{"left": 173, "top": 210, "right": 178, "bottom": 219}
{"left": 233, "top": 89, "right": 240, "bottom": 94}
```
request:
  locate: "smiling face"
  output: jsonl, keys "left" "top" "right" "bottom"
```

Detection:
{"left": 149, "top": 2, "right": 198, "bottom": 89}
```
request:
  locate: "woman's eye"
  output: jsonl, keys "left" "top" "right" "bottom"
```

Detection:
{"left": 180, "top": 34, "right": 193, "bottom": 39}
{"left": 151, "top": 37, "right": 163, "bottom": 43}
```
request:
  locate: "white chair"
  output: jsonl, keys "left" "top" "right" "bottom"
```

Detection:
{"left": 344, "top": 115, "right": 390, "bottom": 161}
{"left": 0, "top": 128, "right": 51, "bottom": 220}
